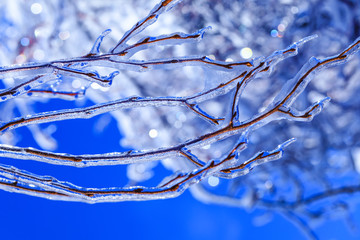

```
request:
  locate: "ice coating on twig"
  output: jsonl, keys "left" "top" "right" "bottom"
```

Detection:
{"left": 218, "top": 138, "right": 296, "bottom": 179}
{"left": 274, "top": 36, "right": 360, "bottom": 109}
{"left": 278, "top": 97, "right": 331, "bottom": 122}
{"left": 121, "top": 27, "right": 211, "bottom": 58}
{"left": 110, "top": 0, "right": 184, "bottom": 53}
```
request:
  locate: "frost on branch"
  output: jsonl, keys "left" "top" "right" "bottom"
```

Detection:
{"left": 1, "top": 0, "right": 360, "bottom": 239}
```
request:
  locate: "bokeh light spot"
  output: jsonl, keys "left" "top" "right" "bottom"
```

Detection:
{"left": 240, "top": 47, "right": 253, "bottom": 59}
{"left": 31, "top": 3, "right": 43, "bottom": 15}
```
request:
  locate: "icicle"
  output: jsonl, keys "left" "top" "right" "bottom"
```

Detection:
{"left": 89, "top": 29, "right": 112, "bottom": 55}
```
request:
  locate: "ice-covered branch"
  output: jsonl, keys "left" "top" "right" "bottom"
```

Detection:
{"left": 0, "top": 37, "right": 359, "bottom": 173}
{"left": 0, "top": 135, "right": 287, "bottom": 203}
{"left": 0, "top": 36, "right": 314, "bottom": 137}
{"left": 110, "top": 0, "right": 184, "bottom": 53}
